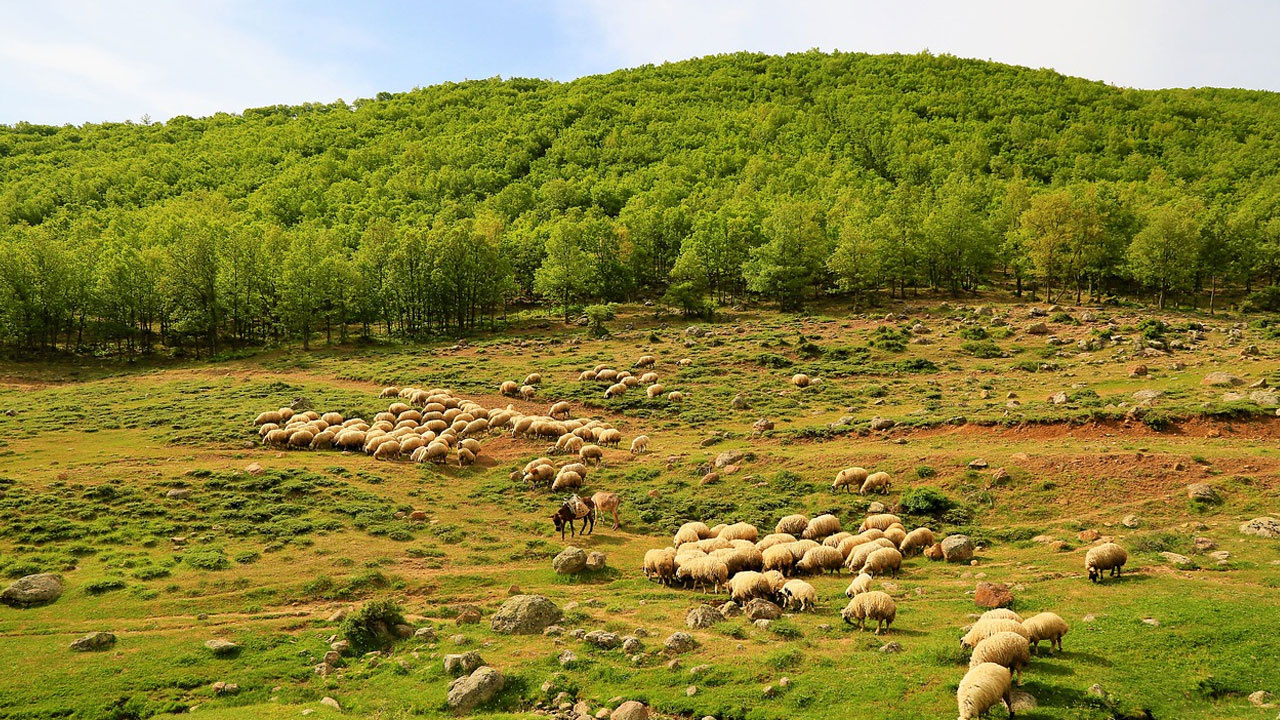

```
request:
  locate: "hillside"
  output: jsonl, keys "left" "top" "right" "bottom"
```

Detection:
{"left": 4, "top": 51, "right": 1280, "bottom": 354}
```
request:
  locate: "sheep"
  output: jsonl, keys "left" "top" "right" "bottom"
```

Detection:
{"left": 309, "top": 431, "right": 335, "bottom": 450}
{"left": 960, "top": 619, "right": 1029, "bottom": 649}
{"left": 519, "top": 385, "right": 537, "bottom": 400}
{"left": 457, "top": 448, "right": 476, "bottom": 467}
{"left": 718, "top": 522, "right": 759, "bottom": 543}
{"left": 578, "top": 370, "right": 597, "bottom": 381}
{"left": 840, "top": 590, "right": 896, "bottom": 633}
{"left": 755, "top": 533, "right": 796, "bottom": 552}
{"left": 1022, "top": 612, "right": 1069, "bottom": 654}
{"left": 378, "top": 387, "right": 400, "bottom": 399}
{"left": 728, "top": 571, "right": 774, "bottom": 603}
{"left": 525, "top": 464, "right": 555, "bottom": 487}
{"left": 791, "top": 373, "right": 811, "bottom": 388}
{"left": 686, "top": 536, "right": 731, "bottom": 554}
{"left": 801, "top": 514, "right": 841, "bottom": 540}
{"left": 254, "top": 410, "right": 283, "bottom": 425}
{"left": 643, "top": 547, "right": 677, "bottom": 585}
{"left": 604, "top": 383, "right": 627, "bottom": 399}
{"left": 523, "top": 372, "right": 542, "bottom": 386}
{"left": 320, "top": 412, "right": 344, "bottom": 426}
{"left": 551, "top": 471, "right": 583, "bottom": 491}
{"left": 278, "top": 408, "right": 296, "bottom": 422}
{"left": 957, "top": 663, "right": 1013, "bottom": 720}
{"left": 635, "top": 355, "right": 656, "bottom": 368}
{"left": 860, "top": 547, "right": 903, "bottom": 578}
{"left": 676, "top": 555, "right": 729, "bottom": 593}
{"left": 668, "top": 391, "right": 684, "bottom": 402}
{"left": 845, "top": 572, "right": 874, "bottom": 597}
{"left": 970, "top": 631, "right": 1031, "bottom": 686}
{"left": 549, "top": 401, "right": 572, "bottom": 419}
{"left": 761, "top": 544, "right": 796, "bottom": 575}
{"left": 859, "top": 471, "right": 892, "bottom": 495}
{"left": 373, "top": 439, "right": 401, "bottom": 460}
{"left": 388, "top": 402, "right": 410, "bottom": 416}
{"left": 836, "top": 529, "right": 886, "bottom": 558}
{"left": 795, "top": 545, "right": 844, "bottom": 575}
{"left": 899, "top": 527, "right": 936, "bottom": 556}
{"left": 596, "top": 368, "right": 618, "bottom": 382}
{"left": 780, "top": 579, "right": 816, "bottom": 611}
{"left": 334, "top": 430, "right": 366, "bottom": 449}
{"left": 845, "top": 538, "right": 896, "bottom": 571}
{"left": 859, "top": 513, "right": 903, "bottom": 532}
{"left": 775, "top": 514, "right": 810, "bottom": 536}
{"left": 425, "top": 442, "right": 449, "bottom": 464}
{"left": 460, "top": 438, "right": 481, "bottom": 456}
{"left": 979, "top": 609, "right": 1023, "bottom": 623}
{"left": 288, "top": 429, "right": 314, "bottom": 448}
{"left": 832, "top": 466, "right": 868, "bottom": 493}
{"left": 629, "top": 435, "right": 650, "bottom": 454}
{"left": 638, "top": 372, "right": 659, "bottom": 384}
{"left": 258, "top": 422, "right": 280, "bottom": 437}
{"left": 674, "top": 521, "right": 712, "bottom": 547}
{"left": 761, "top": 569, "right": 787, "bottom": 594}
{"left": 785, "top": 539, "right": 820, "bottom": 562}
{"left": 557, "top": 434, "right": 585, "bottom": 454}
{"left": 579, "top": 444, "right": 604, "bottom": 465}
{"left": 823, "top": 531, "right": 854, "bottom": 548}
{"left": 883, "top": 526, "right": 907, "bottom": 547}
{"left": 1085, "top": 542, "right": 1128, "bottom": 582}
{"left": 713, "top": 545, "right": 763, "bottom": 575}
{"left": 646, "top": 383, "right": 665, "bottom": 398}
{"left": 622, "top": 376, "right": 641, "bottom": 388}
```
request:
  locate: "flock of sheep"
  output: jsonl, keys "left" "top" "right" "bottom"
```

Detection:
{"left": 575, "top": 355, "right": 685, "bottom": 402}
{"left": 954, "top": 608, "right": 1071, "bottom": 719}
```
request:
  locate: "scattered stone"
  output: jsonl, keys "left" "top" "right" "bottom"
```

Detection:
{"left": 553, "top": 547, "right": 588, "bottom": 574}
{"left": 1192, "top": 537, "right": 1217, "bottom": 552}
{"left": 1088, "top": 684, "right": 1108, "bottom": 698}
{"left": 686, "top": 685, "right": 698, "bottom": 697}
{"left": 1048, "top": 391, "right": 1068, "bottom": 405}
{"left": 1, "top": 573, "right": 63, "bottom": 608}
{"left": 730, "top": 395, "right": 747, "bottom": 410}
{"left": 1009, "top": 690, "right": 1037, "bottom": 712}
{"left": 715, "top": 450, "right": 744, "bottom": 468}
{"left": 1247, "top": 690, "right": 1273, "bottom": 707}
{"left": 1142, "top": 617, "right": 1160, "bottom": 626}
{"left": 762, "top": 684, "right": 776, "bottom": 698}
{"left": 165, "top": 487, "right": 191, "bottom": 499}
{"left": 990, "top": 467, "right": 1010, "bottom": 484}
{"left": 967, "top": 458, "right": 988, "bottom": 469}
{"left": 664, "top": 632, "right": 699, "bottom": 654}
{"left": 611, "top": 701, "right": 649, "bottom": 720}
{"left": 455, "top": 606, "right": 482, "bottom": 625}
{"left": 719, "top": 601, "right": 741, "bottom": 618}
{"left": 69, "top": 631, "right": 116, "bottom": 652}
{"left": 1122, "top": 514, "right": 1141, "bottom": 528}
{"left": 744, "top": 598, "right": 783, "bottom": 621}
{"left": 1186, "top": 483, "right": 1221, "bottom": 504}
{"left": 586, "top": 551, "right": 608, "bottom": 571}
{"left": 941, "top": 535, "right": 974, "bottom": 563}
{"left": 320, "top": 697, "right": 341, "bottom": 711}
{"left": 444, "top": 651, "right": 485, "bottom": 676}
{"left": 1128, "top": 364, "right": 1148, "bottom": 378}
{"left": 558, "top": 650, "right": 579, "bottom": 667}
{"left": 330, "top": 639, "right": 350, "bottom": 653}
{"left": 450, "top": 634, "right": 469, "bottom": 645}
{"left": 974, "top": 582, "right": 1014, "bottom": 608}
{"left": 326, "top": 609, "right": 348, "bottom": 623}
{"left": 1026, "top": 322, "right": 1049, "bottom": 335}
{"left": 1160, "top": 552, "right": 1194, "bottom": 568}
{"left": 409, "top": 510, "right": 428, "bottom": 521}
{"left": 447, "top": 666, "right": 505, "bottom": 711}
{"left": 686, "top": 605, "right": 722, "bottom": 629}
{"left": 870, "top": 416, "right": 896, "bottom": 431}
{"left": 584, "top": 630, "right": 621, "bottom": 649}
{"left": 622, "top": 636, "right": 643, "bottom": 654}
{"left": 244, "top": 462, "right": 264, "bottom": 475}
{"left": 753, "top": 619, "right": 771, "bottom": 630}
{"left": 1201, "top": 372, "right": 1244, "bottom": 387}
{"left": 414, "top": 626, "right": 437, "bottom": 642}
{"left": 878, "top": 641, "right": 903, "bottom": 654}
{"left": 1077, "top": 529, "right": 1101, "bottom": 542}
{"left": 490, "top": 595, "right": 563, "bottom": 635}
{"left": 1240, "top": 517, "right": 1280, "bottom": 538}
{"left": 211, "top": 681, "right": 239, "bottom": 695}
{"left": 204, "top": 639, "right": 239, "bottom": 656}
{"left": 751, "top": 418, "right": 774, "bottom": 433}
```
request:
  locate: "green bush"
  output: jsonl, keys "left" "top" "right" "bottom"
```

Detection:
{"left": 583, "top": 304, "right": 616, "bottom": 337}
{"left": 961, "top": 340, "right": 1003, "bottom": 358}
{"left": 340, "top": 598, "right": 406, "bottom": 653}
{"left": 899, "top": 487, "right": 956, "bottom": 516}
{"left": 182, "top": 548, "right": 230, "bottom": 571}
{"left": 84, "top": 578, "right": 127, "bottom": 595}
{"left": 958, "top": 326, "right": 988, "bottom": 341}
{"left": 755, "top": 352, "right": 793, "bottom": 368}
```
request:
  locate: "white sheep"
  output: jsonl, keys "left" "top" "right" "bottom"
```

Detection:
{"left": 960, "top": 619, "right": 1029, "bottom": 649}
{"left": 718, "top": 522, "right": 759, "bottom": 543}
{"left": 378, "top": 387, "right": 400, "bottom": 399}
{"left": 519, "top": 385, "right": 537, "bottom": 400}
{"left": 801, "top": 514, "right": 841, "bottom": 540}
{"left": 643, "top": 547, "right": 677, "bottom": 585}
{"left": 780, "top": 579, "right": 816, "bottom": 611}
{"left": 579, "top": 444, "right": 604, "bottom": 465}
{"left": 791, "top": 373, "right": 811, "bottom": 387}
{"left": 645, "top": 383, "right": 665, "bottom": 398}
{"left": 795, "top": 545, "right": 844, "bottom": 575}
{"left": 673, "top": 521, "right": 712, "bottom": 547}
{"left": 775, "top": 514, "right": 810, "bottom": 536}
{"left": 676, "top": 555, "right": 729, "bottom": 593}
{"left": 969, "top": 631, "right": 1031, "bottom": 686}
{"left": 845, "top": 538, "right": 896, "bottom": 571}
{"left": 630, "top": 435, "right": 650, "bottom": 454}
{"left": 755, "top": 533, "right": 796, "bottom": 552}
{"left": 668, "top": 391, "right": 684, "bottom": 402}
{"left": 899, "top": 527, "right": 936, "bottom": 556}
{"left": 957, "top": 663, "right": 1013, "bottom": 720}
{"left": 1022, "top": 612, "right": 1069, "bottom": 654}
{"left": 254, "top": 410, "right": 283, "bottom": 425}
{"left": 860, "top": 547, "right": 902, "bottom": 578}
{"left": 728, "top": 571, "right": 773, "bottom": 603}
{"left": 549, "top": 401, "right": 572, "bottom": 419}
{"left": 1085, "top": 542, "right": 1128, "bottom": 582}
{"left": 859, "top": 513, "right": 902, "bottom": 532}
{"left": 859, "top": 471, "right": 892, "bottom": 495}
{"left": 832, "top": 467, "right": 868, "bottom": 493}
{"left": 761, "top": 544, "right": 795, "bottom": 575}
{"left": 635, "top": 355, "right": 656, "bottom": 368}
{"left": 822, "top": 531, "right": 854, "bottom": 548}
{"left": 524, "top": 373, "right": 542, "bottom": 385}
{"left": 844, "top": 572, "right": 874, "bottom": 597}
{"left": 638, "top": 372, "right": 659, "bottom": 384}
{"left": 840, "top": 590, "right": 896, "bottom": 633}
{"left": 604, "top": 383, "right": 627, "bottom": 399}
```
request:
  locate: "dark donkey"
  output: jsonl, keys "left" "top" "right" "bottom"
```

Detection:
{"left": 552, "top": 494, "right": 596, "bottom": 540}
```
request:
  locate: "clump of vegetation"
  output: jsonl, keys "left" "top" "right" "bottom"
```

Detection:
{"left": 961, "top": 340, "right": 1003, "bottom": 358}
{"left": 583, "top": 304, "right": 616, "bottom": 338}
{"left": 181, "top": 548, "right": 230, "bottom": 571}
{"left": 899, "top": 487, "right": 956, "bottom": 516}
{"left": 340, "top": 598, "right": 406, "bottom": 653}
{"left": 869, "top": 326, "right": 908, "bottom": 352}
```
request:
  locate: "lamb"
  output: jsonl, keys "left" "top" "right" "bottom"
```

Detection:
{"left": 840, "top": 590, "right": 897, "bottom": 634}
{"left": 780, "top": 579, "right": 816, "bottom": 611}
{"left": 254, "top": 410, "right": 283, "bottom": 425}
{"left": 791, "top": 373, "right": 811, "bottom": 388}
{"left": 1022, "top": 612, "right": 1069, "bottom": 654}
{"left": 635, "top": 355, "right": 656, "bottom": 368}
{"left": 524, "top": 373, "right": 542, "bottom": 385}
{"left": 676, "top": 555, "right": 729, "bottom": 593}
{"left": 832, "top": 466, "right": 868, "bottom": 493}
{"left": 549, "top": 401, "right": 572, "bottom": 420}
{"left": 372, "top": 439, "right": 401, "bottom": 460}
{"left": 859, "top": 471, "right": 892, "bottom": 495}
{"left": 979, "top": 609, "right": 1023, "bottom": 623}
{"left": 957, "top": 663, "right": 1013, "bottom": 720}
{"left": 970, "top": 631, "right": 1031, "bottom": 686}
{"left": 673, "top": 521, "right": 712, "bottom": 547}
{"left": 795, "top": 545, "right": 844, "bottom": 575}
{"left": 519, "top": 385, "right": 537, "bottom": 400}
{"left": 728, "top": 571, "right": 774, "bottom": 603}
{"left": 801, "top": 514, "right": 841, "bottom": 540}
{"left": 668, "top": 391, "right": 684, "bottom": 402}
{"left": 860, "top": 547, "right": 903, "bottom": 578}
{"left": 378, "top": 387, "right": 400, "bottom": 399}
{"left": 775, "top": 514, "right": 810, "bottom": 536}
{"left": 604, "top": 383, "right": 628, "bottom": 399}
{"left": 960, "top": 619, "right": 1029, "bottom": 649}
{"left": 718, "top": 522, "right": 759, "bottom": 542}
{"left": 1085, "top": 542, "right": 1128, "bottom": 582}
{"left": 643, "top": 547, "right": 677, "bottom": 584}
{"left": 579, "top": 444, "right": 604, "bottom": 465}
{"left": 761, "top": 544, "right": 796, "bottom": 575}
{"left": 899, "top": 527, "right": 936, "bottom": 556}
{"left": 630, "top": 435, "right": 650, "bottom": 454}
{"left": 859, "top": 513, "right": 903, "bottom": 532}
{"left": 845, "top": 572, "right": 874, "bottom": 597}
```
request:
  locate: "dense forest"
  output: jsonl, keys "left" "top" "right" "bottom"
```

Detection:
{"left": 4, "top": 50, "right": 1280, "bottom": 356}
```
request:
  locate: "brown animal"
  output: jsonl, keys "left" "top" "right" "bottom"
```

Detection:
{"left": 552, "top": 495, "right": 596, "bottom": 539}
{"left": 590, "top": 491, "right": 622, "bottom": 530}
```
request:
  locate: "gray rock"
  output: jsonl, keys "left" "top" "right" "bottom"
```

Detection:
{"left": 1048, "top": 391, "right": 1068, "bottom": 405}
{"left": 447, "top": 666, "right": 505, "bottom": 711}
{"left": 1, "top": 573, "right": 63, "bottom": 608}
{"left": 1186, "top": 483, "right": 1221, "bottom": 504}
{"left": 320, "top": 697, "right": 340, "bottom": 711}
{"left": 204, "top": 639, "right": 239, "bottom": 656}
{"left": 583, "top": 630, "right": 621, "bottom": 649}
{"left": 444, "top": 651, "right": 485, "bottom": 675}
{"left": 686, "top": 605, "right": 722, "bottom": 629}
{"left": 414, "top": 626, "right": 437, "bottom": 642}
{"left": 744, "top": 598, "right": 782, "bottom": 621}
{"left": 165, "top": 488, "right": 192, "bottom": 499}
{"left": 942, "top": 535, "right": 975, "bottom": 563}
{"left": 1010, "top": 690, "right": 1037, "bottom": 712}
{"left": 69, "top": 631, "right": 116, "bottom": 652}
{"left": 490, "top": 595, "right": 563, "bottom": 635}
{"left": 869, "top": 416, "right": 896, "bottom": 431}
{"left": 611, "top": 701, "right": 649, "bottom": 720}
{"left": 553, "top": 547, "right": 588, "bottom": 574}
{"left": 1160, "top": 551, "right": 1193, "bottom": 568}
{"left": 585, "top": 551, "right": 607, "bottom": 571}
{"left": 1240, "top": 517, "right": 1280, "bottom": 538}
{"left": 967, "top": 458, "right": 988, "bottom": 469}
{"left": 621, "top": 636, "right": 643, "bottom": 654}
{"left": 558, "top": 650, "right": 578, "bottom": 667}
{"left": 714, "top": 450, "right": 744, "bottom": 468}
{"left": 664, "top": 632, "right": 698, "bottom": 654}
{"left": 1247, "top": 690, "right": 1273, "bottom": 707}
{"left": 1122, "top": 514, "right": 1141, "bottom": 528}
{"left": 1202, "top": 372, "right": 1244, "bottom": 387}
{"left": 878, "top": 641, "right": 903, "bottom": 654}
{"left": 718, "top": 601, "right": 741, "bottom": 618}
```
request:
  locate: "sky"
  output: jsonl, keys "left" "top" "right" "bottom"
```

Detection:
{"left": 3, "top": 0, "right": 1280, "bottom": 126}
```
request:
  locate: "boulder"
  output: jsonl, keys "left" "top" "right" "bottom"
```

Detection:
{"left": 1010, "top": 690, "right": 1038, "bottom": 712}
{"left": 584, "top": 630, "right": 621, "bottom": 649}
{"left": 744, "top": 598, "right": 782, "bottom": 621}
{"left": 1201, "top": 372, "right": 1244, "bottom": 387}
{"left": 664, "top": 632, "right": 699, "bottom": 654}
{"left": 715, "top": 450, "right": 744, "bottom": 468}
{"left": 444, "top": 651, "right": 485, "bottom": 676}
{"left": 718, "top": 601, "right": 741, "bottom": 618}
{"left": 1, "top": 573, "right": 63, "bottom": 608}
{"left": 320, "top": 697, "right": 341, "bottom": 711}
{"left": 414, "top": 626, "right": 437, "bottom": 642}
{"left": 447, "top": 666, "right": 505, "bottom": 712}
{"left": 69, "top": 631, "right": 116, "bottom": 652}
{"left": 973, "top": 582, "right": 1014, "bottom": 608}
{"left": 1247, "top": 690, "right": 1274, "bottom": 707}
{"left": 585, "top": 551, "right": 608, "bottom": 571}
{"left": 1186, "top": 483, "right": 1221, "bottom": 504}
{"left": 204, "top": 639, "right": 239, "bottom": 656}
{"left": 1239, "top": 517, "right": 1280, "bottom": 538}
{"left": 941, "top": 535, "right": 974, "bottom": 563}
{"left": 622, "top": 636, "right": 643, "bottom": 654}
{"left": 455, "top": 606, "right": 482, "bottom": 625}
{"left": 967, "top": 458, "right": 988, "bottom": 469}
{"left": 1132, "top": 389, "right": 1160, "bottom": 404}
{"left": 1077, "top": 529, "right": 1100, "bottom": 542}
{"left": 878, "top": 641, "right": 903, "bottom": 654}
{"left": 752, "top": 418, "right": 774, "bottom": 433}
{"left": 1122, "top": 514, "right": 1141, "bottom": 528}
{"left": 1048, "top": 391, "right": 1068, "bottom": 405}
{"left": 244, "top": 462, "right": 264, "bottom": 475}
{"left": 870, "top": 416, "right": 896, "bottom": 431}
{"left": 990, "top": 467, "right": 1011, "bottom": 484}
{"left": 1128, "top": 364, "right": 1148, "bottom": 378}
{"left": 611, "top": 701, "right": 649, "bottom": 720}
{"left": 685, "top": 605, "right": 722, "bottom": 629}
{"left": 1160, "top": 552, "right": 1194, "bottom": 568}
{"left": 1026, "top": 322, "right": 1049, "bottom": 335}
{"left": 553, "top": 547, "right": 588, "bottom": 574}
{"left": 490, "top": 595, "right": 563, "bottom": 635}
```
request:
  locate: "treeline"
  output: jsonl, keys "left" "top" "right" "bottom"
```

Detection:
{"left": 4, "top": 51, "right": 1280, "bottom": 355}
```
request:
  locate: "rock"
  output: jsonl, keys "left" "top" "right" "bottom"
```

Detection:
{"left": 752, "top": 418, "right": 774, "bottom": 433}
{"left": 870, "top": 416, "right": 896, "bottom": 431}
{"left": 450, "top": 634, "right": 469, "bottom": 645}
{"left": 585, "top": 551, "right": 607, "bottom": 571}
{"left": 330, "top": 638, "right": 351, "bottom": 653}
{"left": 69, "top": 631, "right": 116, "bottom": 652}
{"left": 553, "top": 546, "right": 588, "bottom": 574}
{"left": 664, "top": 632, "right": 699, "bottom": 654}
{"left": 1209, "top": 550, "right": 1231, "bottom": 562}
{"left": 1142, "top": 617, "right": 1160, "bottom": 626}
{"left": 245, "top": 462, "right": 264, "bottom": 475}
{"left": 1077, "top": 529, "right": 1101, "bottom": 542}
{"left": 543, "top": 625, "right": 564, "bottom": 637}
{"left": 455, "top": 606, "right": 482, "bottom": 625}
{"left": 447, "top": 666, "right": 505, "bottom": 712}
{"left": 1186, "top": 483, "right": 1221, "bottom": 504}
{"left": 165, "top": 487, "right": 191, "bottom": 499}
{"left": 444, "top": 651, "right": 485, "bottom": 675}
{"left": 686, "top": 685, "right": 697, "bottom": 697}
{"left": 1202, "top": 372, "right": 1244, "bottom": 387}
{"left": 715, "top": 450, "right": 744, "bottom": 468}
{"left": 974, "top": 582, "right": 1014, "bottom": 608}
{"left": 211, "top": 681, "right": 239, "bottom": 695}
{"left": 967, "top": 458, "right": 988, "bottom": 469}
{"left": 327, "top": 609, "right": 348, "bottom": 623}
{"left": 1132, "top": 389, "right": 1161, "bottom": 404}
{"left": 584, "top": 630, "right": 621, "bottom": 649}
{"left": 878, "top": 641, "right": 903, "bottom": 654}
{"left": 1, "top": 573, "right": 63, "bottom": 607}
{"left": 414, "top": 626, "right": 437, "bottom": 642}
{"left": 686, "top": 605, "right": 722, "bottom": 629}
{"left": 1048, "top": 391, "right": 1068, "bottom": 405}
{"left": 1160, "top": 552, "right": 1193, "bottom": 568}
{"left": 409, "top": 510, "right": 428, "bottom": 521}
{"left": 1026, "top": 322, "right": 1049, "bottom": 335}
{"left": 867, "top": 501, "right": 887, "bottom": 513}
{"left": 1128, "top": 364, "right": 1148, "bottom": 378}
{"left": 744, "top": 598, "right": 783, "bottom": 621}
{"left": 990, "top": 467, "right": 1010, "bottom": 484}
{"left": 762, "top": 684, "right": 776, "bottom": 698}
{"left": 730, "top": 395, "right": 747, "bottom": 410}
{"left": 204, "top": 639, "right": 239, "bottom": 656}
{"left": 490, "top": 595, "right": 563, "bottom": 635}
{"left": 1122, "top": 514, "right": 1141, "bottom": 528}
{"left": 752, "top": 619, "right": 771, "bottom": 630}
{"left": 719, "top": 601, "right": 741, "bottom": 618}
{"left": 558, "top": 650, "right": 578, "bottom": 667}
{"left": 1240, "top": 517, "right": 1280, "bottom": 538}
{"left": 1088, "top": 683, "right": 1107, "bottom": 698}
{"left": 314, "top": 662, "right": 333, "bottom": 677}
{"left": 320, "top": 697, "right": 341, "bottom": 711}
{"left": 622, "top": 636, "right": 643, "bottom": 654}
{"left": 611, "top": 701, "right": 649, "bottom": 720}
{"left": 392, "top": 623, "right": 414, "bottom": 638}
{"left": 1192, "top": 537, "right": 1217, "bottom": 552}
{"left": 1009, "top": 690, "right": 1037, "bottom": 712}
{"left": 323, "top": 650, "right": 342, "bottom": 666}
{"left": 1248, "top": 690, "right": 1274, "bottom": 707}
{"left": 941, "top": 535, "right": 974, "bottom": 563}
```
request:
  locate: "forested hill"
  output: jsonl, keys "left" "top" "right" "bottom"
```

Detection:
{"left": 4, "top": 51, "right": 1280, "bottom": 355}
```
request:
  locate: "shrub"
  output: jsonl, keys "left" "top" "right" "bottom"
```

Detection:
{"left": 583, "top": 304, "right": 616, "bottom": 337}
{"left": 755, "top": 353, "right": 793, "bottom": 368}
{"left": 869, "top": 326, "right": 908, "bottom": 352}
{"left": 182, "top": 548, "right": 230, "bottom": 571}
{"left": 958, "top": 326, "right": 988, "bottom": 341}
{"left": 84, "top": 578, "right": 127, "bottom": 595}
{"left": 899, "top": 487, "right": 956, "bottom": 516}
{"left": 961, "top": 340, "right": 1003, "bottom": 358}
{"left": 915, "top": 465, "right": 936, "bottom": 479}
{"left": 1242, "top": 286, "right": 1280, "bottom": 313}
{"left": 1138, "top": 318, "right": 1169, "bottom": 339}
{"left": 340, "top": 598, "right": 406, "bottom": 653}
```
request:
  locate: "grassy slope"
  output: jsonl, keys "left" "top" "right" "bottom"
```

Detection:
{"left": 0, "top": 298, "right": 1278, "bottom": 720}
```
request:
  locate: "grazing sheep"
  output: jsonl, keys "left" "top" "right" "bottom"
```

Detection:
{"left": 761, "top": 544, "right": 796, "bottom": 575}
{"left": 961, "top": 619, "right": 1029, "bottom": 649}
{"left": 578, "top": 370, "right": 597, "bottom": 381}
{"left": 860, "top": 513, "right": 903, "bottom": 532}
{"left": 728, "top": 571, "right": 774, "bottom": 603}
{"left": 714, "top": 545, "right": 764, "bottom": 575}
{"left": 596, "top": 429, "right": 623, "bottom": 447}
{"left": 378, "top": 387, "right": 400, "bottom": 399}
{"left": 708, "top": 523, "right": 727, "bottom": 537}
{"left": 676, "top": 555, "right": 730, "bottom": 593}
{"left": 643, "top": 547, "right": 677, "bottom": 584}
{"left": 254, "top": 410, "right": 283, "bottom": 425}
{"left": 278, "top": 408, "right": 296, "bottom": 422}
{"left": 519, "top": 385, "right": 537, "bottom": 400}
{"left": 579, "top": 444, "right": 604, "bottom": 465}
{"left": 979, "top": 609, "right": 1023, "bottom": 623}
{"left": 957, "top": 663, "right": 1013, "bottom": 720}
{"left": 604, "top": 383, "right": 627, "bottom": 399}
{"left": 630, "top": 435, "right": 650, "bottom": 454}
{"left": 823, "top": 531, "right": 854, "bottom": 548}
{"left": 551, "top": 471, "right": 583, "bottom": 491}
{"left": 309, "top": 431, "right": 335, "bottom": 450}
{"left": 801, "top": 514, "right": 841, "bottom": 540}
{"left": 755, "top": 533, "right": 796, "bottom": 552}
{"left": 499, "top": 381, "right": 519, "bottom": 396}
{"left": 334, "top": 430, "right": 366, "bottom": 449}
{"left": 832, "top": 466, "right": 869, "bottom": 493}
{"left": 840, "top": 591, "right": 897, "bottom": 634}
{"left": 796, "top": 545, "right": 844, "bottom": 575}
{"left": 674, "top": 522, "right": 712, "bottom": 547}
{"left": 549, "top": 401, "right": 572, "bottom": 419}
{"left": 264, "top": 428, "right": 289, "bottom": 446}
{"left": 791, "top": 373, "right": 811, "bottom": 388}
{"left": 457, "top": 448, "right": 476, "bottom": 467}
{"left": 836, "top": 529, "right": 886, "bottom": 558}
{"left": 258, "top": 422, "right": 279, "bottom": 437}
{"left": 596, "top": 369, "right": 618, "bottom": 382}
{"left": 775, "top": 514, "right": 810, "bottom": 536}
{"left": 780, "top": 579, "right": 817, "bottom": 611}
{"left": 970, "top": 632, "right": 1031, "bottom": 686}
{"left": 373, "top": 439, "right": 401, "bottom": 460}
{"left": 785, "top": 539, "right": 820, "bottom": 562}
{"left": 668, "top": 391, "right": 684, "bottom": 402}
{"left": 288, "top": 430, "right": 314, "bottom": 448}
{"left": 635, "top": 355, "right": 656, "bottom": 368}
{"left": 860, "top": 547, "right": 903, "bottom": 578}
{"left": 639, "top": 372, "right": 659, "bottom": 384}
{"left": 1023, "top": 612, "right": 1069, "bottom": 654}
{"left": 859, "top": 471, "right": 892, "bottom": 495}
{"left": 524, "top": 373, "right": 542, "bottom": 385}
{"left": 845, "top": 538, "right": 896, "bottom": 571}
{"left": 321, "top": 411, "right": 344, "bottom": 426}
{"left": 425, "top": 442, "right": 449, "bottom": 464}
{"left": 1085, "top": 542, "right": 1128, "bottom": 582}
{"left": 899, "top": 527, "right": 936, "bottom": 556}
{"left": 761, "top": 569, "right": 787, "bottom": 594}
{"left": 883, "top": 526, "right": 907, "bottom": 547}
{"left": 388, "top": 402, "right": 410, "bottom": 416}
{"left": 718, "top": 522, "right": 759, "bottom": 543}
{"left": 845, "top": 572, "right": 874, "bottom": 597}
{"left": 646, "top": 383, "right": 665, "bottom": 398}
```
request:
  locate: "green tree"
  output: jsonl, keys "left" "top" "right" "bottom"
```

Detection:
{"left": 742, "top": 201, "right": 829, "bottom": 310}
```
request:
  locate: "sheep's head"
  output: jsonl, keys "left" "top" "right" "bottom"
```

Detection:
{"left": 1088, "top": 565, "right": 1101, "bottom": 582}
